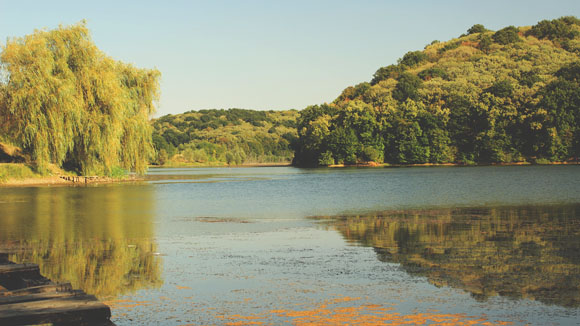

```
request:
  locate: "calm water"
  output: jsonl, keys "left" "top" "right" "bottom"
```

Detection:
{"left": 1, "top": 165, "right": 580, "bottom": 325}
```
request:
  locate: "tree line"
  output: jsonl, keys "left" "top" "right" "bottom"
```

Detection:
{"left": 151, "top": 109, "right": 298, "bottom": 166}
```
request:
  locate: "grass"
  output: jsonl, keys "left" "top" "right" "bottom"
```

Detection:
{"left": 0, "top": 163, "right": 39, "bottom": 183}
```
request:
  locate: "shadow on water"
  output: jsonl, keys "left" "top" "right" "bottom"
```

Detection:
{"left": 313, "top": 204, "right": 580, "bottom": 308}
{"left": 0, "top": 185, "right": 162, "bottom": 299}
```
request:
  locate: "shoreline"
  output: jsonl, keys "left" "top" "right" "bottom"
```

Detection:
{"left": 327, "top": 161, "right": 580, "bottom": 168}
{"left": 0, "top": 175, "right": 144, "bottom": 187}
{"left": 2, "top": 161, "right": 577, "bottom": 187}
{"left": 151, "top": 162, "right": 292, "bottom": 168}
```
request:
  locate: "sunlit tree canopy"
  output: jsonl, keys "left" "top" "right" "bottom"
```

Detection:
{"left": 0, "top": 21, "right": 160, "bottom": 175}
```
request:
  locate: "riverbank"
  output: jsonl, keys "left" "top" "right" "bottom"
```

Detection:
{"left": 151, "top": 161, "right": 292, "bottom": 168}
{"left": 327, "top": 161, "right": 579, "bottom": 168}
{"left": 0, "top": 175, "right": 144, "bottom": 187}
{"left": 0, "top": 163, "right": 144, "bottom": 187}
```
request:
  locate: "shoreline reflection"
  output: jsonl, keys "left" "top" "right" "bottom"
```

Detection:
{"left": 316, "top": 204, "right": 580, "bottom": 307}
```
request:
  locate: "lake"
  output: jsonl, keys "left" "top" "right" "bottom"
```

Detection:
{"left": 1, "top": 165, "right": 580, "bottom": 325}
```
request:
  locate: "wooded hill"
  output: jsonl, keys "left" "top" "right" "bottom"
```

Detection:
{"left": 151, "top": 109, "right": 298, "bottom": 165}
{"left": 293, "top": 17, "right": 580, "bottom": 166}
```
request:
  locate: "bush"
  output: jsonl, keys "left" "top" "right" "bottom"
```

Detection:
{"left": 486, "top": 79, "right": 514, "bottom": 97}
{"left": 0, "top": 164, "right": 37, "bottom": 183}
{"left": 109, "top": 166, "right": 127, "bottom": 179}
{"left": 398, "top": 51, "right": 428, "bottom": 67}
{"left": 527, "top": 17, "right": 580, "bottom": 40}
{"left": 393, "top": 73, "right": 423, "bottom": 102}
{"left": 478, "top": 35, "right": 493, "bottom": 53}
{"left": 493, "top": 26, "right": 521, "bottom": 45}
{"left": 371, "top": 65, "right": 403, "bottom": 85}
{"left": 318, "top": 151, "right": 335, "bottom": 166}
{"left": 467, "top": 24, "right": 487, "bottom": 35}
{"left": 438, "top": 41, "right": 460, "bottom": 54}
{"left": 418, "top": 67, "right": 449, "bottom": 80}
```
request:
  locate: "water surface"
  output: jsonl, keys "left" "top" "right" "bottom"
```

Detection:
{"left": 1, "top": 165, "right": 579, "bottom": 325}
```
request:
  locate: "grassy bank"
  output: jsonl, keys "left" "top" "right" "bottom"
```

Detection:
{"left": 0, "top": 163, "right": 141, "bottom": 187}
{"left": 0, "top": 164, "right": 41, "bottom": 182}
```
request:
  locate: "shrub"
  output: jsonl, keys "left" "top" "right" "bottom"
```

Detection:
{"left": 486, "top": 79, "right": 514, "bottom": 97}
{"left": 0, "top": 164, "right": 37, "bottom": 183}
{"left": 527, "top": 17, "right": 580, "bottom": 40}
{"left": 371, "top": 65, "right": 403, "bottom": 85}
{"left": 467, "top": 24, "right": 487, "bottom": 35}
{"left": 393, "top": 73, "right": 423, "bottom": 102}
{"left": 418, "top": 67, "right": 449, "bottom": 81}
{"left": 398, "top": 51, "right": 428, "bottom": 67}
{"left": 493, "top": 26, "right": 521, "bottom": 45}
{"left": 318, "top": 151, "right": 335, "bottom": 166}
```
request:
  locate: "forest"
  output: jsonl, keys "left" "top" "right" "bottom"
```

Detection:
{"left": 151, "top": 109, "right": 298, "bottom": 165}
{"left": 293, "top": 17, "right": 580, "bottom": 166}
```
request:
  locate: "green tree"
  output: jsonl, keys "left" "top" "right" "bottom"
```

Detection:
{"left": 392, "top": 73, "right": 422, "bottom": 102}
{"left": 0, "top": 21, "right": 160, "bottom": 175}
{"left": 371, "top": 65, "right": 403, "bottom": 85}
{"left": 478, "top": 34, "right": 493, "bottom": 53}
{"left": 492, "top": 26, "right": 521, "bottom": 45}
{"left": 467, "top": 24, "right": 488, "bottom": 35}
{"left": 398, "top": 51, "right": 428, "bottom": 67}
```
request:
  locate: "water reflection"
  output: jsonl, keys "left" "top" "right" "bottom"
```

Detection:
{"left": 0, "top": 185, "right": 162, "bottom": 299}
{"left": 317, "top": 204, "right": 580, "bottom": 307}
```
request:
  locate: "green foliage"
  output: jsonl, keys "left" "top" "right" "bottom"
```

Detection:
{"left": 293, "top": 18, "right": 580, "bottom": 167}
{"left": 518, "top": 70, "right": 541, "bottom": 87}
{"left": 371, "top": 65, "right": 403, "bottom": 85}
{"left": 392, "top": 73, "right": 422, "bottom": 102}
{"left": 152, "top": 109, "right": 298, "bottom": 166}
{"left": 467, "top": 24, "right": 488, "bottom": 35}
{"left": 478, "top": 34, "right": 493, "bottom": 53}
{"left": 486, "top": 79, "right": 514, "bottom": 97}
{"left": 109, "top": 166, "right": 127, "bottom": 179}
{"left": 527, "top": 16, "right": 580, "bottom": 41}
{"left": 418, "top": 67, "right": 449, "bottom": 81}
{"left": 438, "top": 41, "right": 460, "bottom": 54}
{"left": 398, "top": 51, "right": 428, "bottom": 67}
{"left": 318, "top": 151, "right": 335, "bottom": 166}
{"left": 0, "top": 22, "right": 160, "bottom": 175}
{"left": 492, "top": 26, "right": 521, "bottom": 45}
{"left": 0, "top": 163, "right": 37, "bottom": 182}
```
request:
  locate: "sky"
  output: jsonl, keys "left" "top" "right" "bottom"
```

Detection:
{"left": 1, "top": 1, "right": 580, "bottom": 117}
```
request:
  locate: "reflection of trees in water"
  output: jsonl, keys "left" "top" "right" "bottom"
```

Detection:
{"left": 0, "top": 185, "right": 162, "bottom": 299}
{"left": 321, "top": 205, "right": 580, "bottom": 307}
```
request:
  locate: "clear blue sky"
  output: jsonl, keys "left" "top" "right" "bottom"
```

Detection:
{"left": 1, "top": 0, "right": 579, "bottom": 117}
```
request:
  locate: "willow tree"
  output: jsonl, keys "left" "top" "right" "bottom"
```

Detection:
{"left": 0, "top": 21, "right": 160, "bottom": 175}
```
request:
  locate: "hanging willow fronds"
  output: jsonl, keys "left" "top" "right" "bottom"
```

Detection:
{"left": 0, "top": 21, "right": 160, "bottom": 175}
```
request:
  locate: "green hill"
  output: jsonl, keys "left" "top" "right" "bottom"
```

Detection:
{"left": 293, "top": 17, "right": 580, "bottom": 167}
{"left": 151, "top": 109, "right": 298, "bottom": 166}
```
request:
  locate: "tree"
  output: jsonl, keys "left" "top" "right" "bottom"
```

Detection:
{"left": 527, "top": 17, "right": 580, "bottom": 40}
{"left": 478, "top": 35, "right": 493, "bottom": 53}
{"left": 0, "top": 21, "right": 160, "bottom": 175}
{"left": 467, "top": 24, "right": 487, "bottom": 35}
{"left": 371, "top": 65, "right": 403, "bottom": 85}
{"left": 492, "top": 26, "right": 521, "bottom": 45}
{"left": 486, "top": 79, "right": 514, "bottom": 98}
{"left": 392, "top": 73, "right": 422, "bottom": 102}
{"left": 398, "top": 51, "right": 428, "bottom": 67}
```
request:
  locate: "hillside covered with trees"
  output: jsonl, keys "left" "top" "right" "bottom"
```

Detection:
{"left": 0, "top": 22, "right": 160, "bottom": 176}
{"left": 293, "top": 17, "right": 580, "bottom": 167}
{"left": 151, "top": 109, "right": 298, "bottom": 165}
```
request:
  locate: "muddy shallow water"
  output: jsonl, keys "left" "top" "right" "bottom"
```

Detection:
{"left": 1, "top": 165, "right": 580, "bottom": 325}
